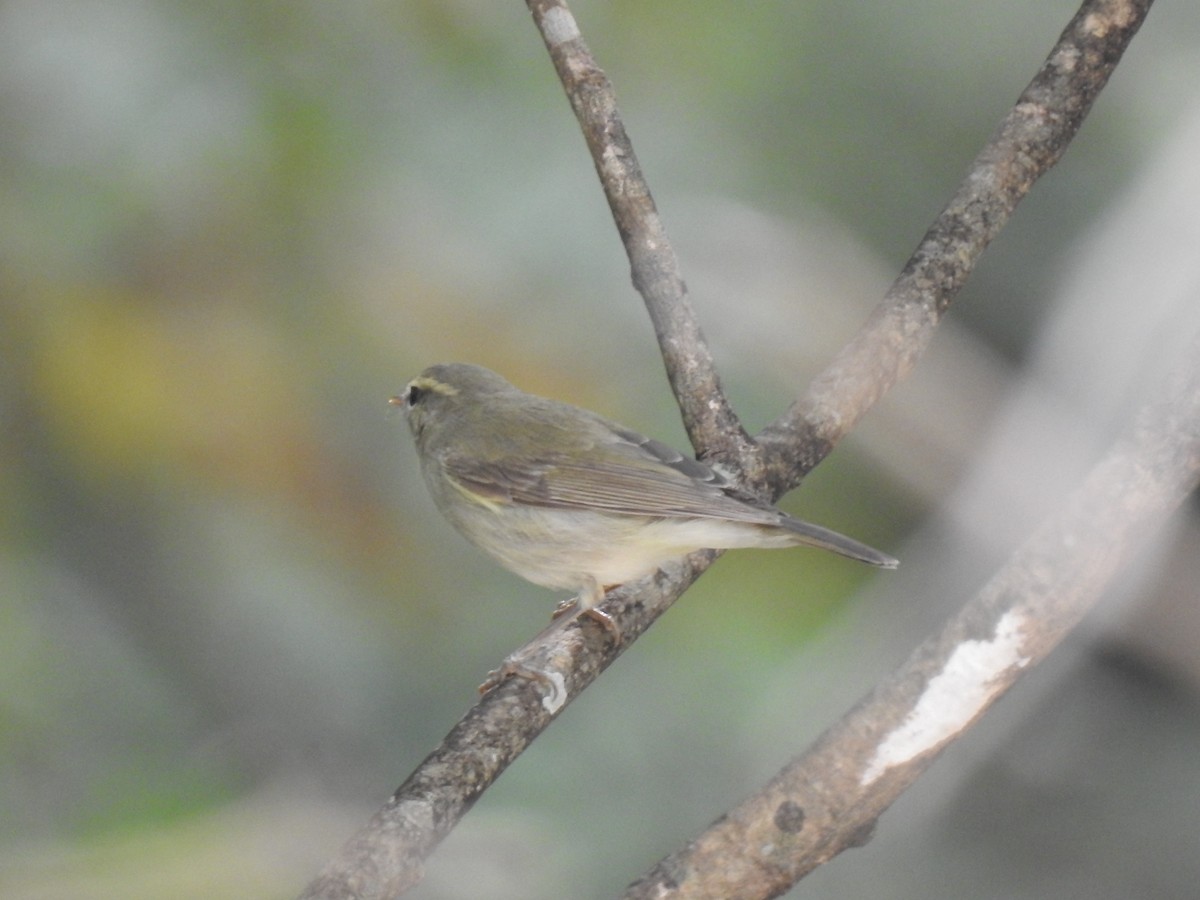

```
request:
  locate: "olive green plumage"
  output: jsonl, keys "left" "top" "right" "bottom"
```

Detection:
{"left": 393, "top": 363, "right": 896, "bottom": 609}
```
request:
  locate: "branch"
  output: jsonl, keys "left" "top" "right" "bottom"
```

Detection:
{"left": 526, "top": 0, "right": 757, "bottom": 472}
{"left": 297, "top": 1, "right": 1153, "bottom": 896}
{"left": 298, "top": 554, "right": 714, "bottom": 900}
{"left": 625, "top": 322, "right": 1200, "bottom": 899}
{"left": 758, "top": 0, "right": 1155, "bottom": 493}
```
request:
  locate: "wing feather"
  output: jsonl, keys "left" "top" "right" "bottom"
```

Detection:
{"left": 440, "top": 425, "right": 780, "bottom": 525}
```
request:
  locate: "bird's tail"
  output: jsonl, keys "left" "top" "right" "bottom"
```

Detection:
{"left": 779, "top": 516, "right": 898, "bottom": 569}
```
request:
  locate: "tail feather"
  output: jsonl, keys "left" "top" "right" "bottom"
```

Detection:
{"left": 779, "top": 516, "right": 899, "bottom": 569}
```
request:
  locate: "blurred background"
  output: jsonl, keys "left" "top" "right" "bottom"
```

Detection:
{"left": 3, "top": 1, "right": 1200, "bottom": 897}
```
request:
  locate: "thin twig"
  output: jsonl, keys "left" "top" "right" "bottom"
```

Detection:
{"left": 525, "top": 0, "right": 759, "bottom": 473}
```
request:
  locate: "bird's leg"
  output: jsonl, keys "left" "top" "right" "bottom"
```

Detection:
{"left": 479, "top": 580, "right": 619, "bottom": 695}
{"left": 552, "top": 578, "right": 621, "bottom": 642}
{"left": 478, "top": 609, "right": 575, "bottom": 697}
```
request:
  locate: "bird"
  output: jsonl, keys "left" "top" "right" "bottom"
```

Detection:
{"left": 391, "top": 363, "right": 896, "bottom": 636}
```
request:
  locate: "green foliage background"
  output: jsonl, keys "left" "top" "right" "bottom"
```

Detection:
{"left": 2, "top": 2, "right": 1198, "bottom": 898}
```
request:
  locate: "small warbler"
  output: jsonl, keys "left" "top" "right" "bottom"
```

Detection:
{"left": 392, "top": 363, "right": 896, "bottom": 630}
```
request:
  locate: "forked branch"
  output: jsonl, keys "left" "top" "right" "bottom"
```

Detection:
{"left": 298, "top": 1, "right": 1155, "bottom": 897}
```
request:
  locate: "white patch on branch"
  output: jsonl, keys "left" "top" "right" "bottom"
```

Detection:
{"left": 542, "top": 6, "right": 581, "bottom": 46}
{"left": 861, "top": 609, "right": 1031, "bottom": 784}
{"left": 540, "top": 670, "right": 568, "bottom": 714}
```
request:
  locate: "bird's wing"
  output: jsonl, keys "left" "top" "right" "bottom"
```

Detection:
{"left": 440, "top": 426, "right": 777, "bottom": 524}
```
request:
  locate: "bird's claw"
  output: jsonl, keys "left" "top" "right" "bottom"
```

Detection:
{"left": 550, "top": 591, "right": 621, "bottom": 643}
{"left": 476, "top": 591, "right": 619, "bottom": 711}
{"left": 479, "top": 656, "right": 569, "bottom": 713}
{"left": 578, "top": 605, "right": 621, "bottom": 643}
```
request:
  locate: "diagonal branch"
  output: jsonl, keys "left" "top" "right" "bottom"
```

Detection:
{"left": 757, "top": 0, "right": 1154, "bottom": 493}
{"left": 297, "top": 1, "right": 1153, "bottom": 897}
{"left": 625, "top": 321, "right": 1200, "bottom": 899}
{"left": 526, "top": 0, "right": 758, "bottom": 473}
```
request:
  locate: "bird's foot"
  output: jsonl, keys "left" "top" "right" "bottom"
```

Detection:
{"left": 478, "top": 590, "right": 620, "bottom": 707}
{"left": 478, "top": 612, "right": 579, "bottom": 711}
{"left": 550, "top": 589, "right": 621, "bottom": 643}
{"left": 550, "top": 597, "right": 578, "bottom": 619}
{"left": 478, "top": 656, "right": 566, "bottom": 708}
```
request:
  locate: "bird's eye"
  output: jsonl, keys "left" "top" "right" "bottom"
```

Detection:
{"left": 406, "top": 384, "right": 426, "bottom": 406}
